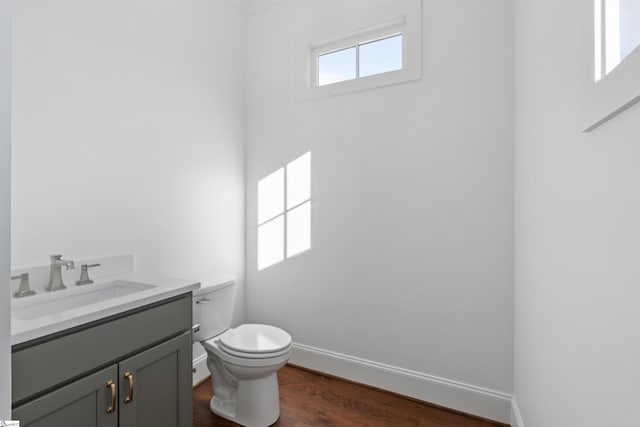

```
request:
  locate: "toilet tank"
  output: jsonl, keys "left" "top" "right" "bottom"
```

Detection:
{"left": 192, "top": 275, "right": 236, "bottom": 342}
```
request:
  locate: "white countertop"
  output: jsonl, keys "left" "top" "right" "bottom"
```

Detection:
{"left": 11, "top": 272, "right": 200, "bottom": 346}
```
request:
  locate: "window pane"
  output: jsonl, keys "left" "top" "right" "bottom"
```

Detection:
{"left": 286, "top": 201, "right": 311, "bottom": 258}
{"left": 258, "top": 216, "right": 284, "bottom": 270}
{"left": 605, "top": 0, "right": 622, "bottom": 73}
{"left": 286, "top": 151, "right": 311, "bottom": 209}
{"left": 619, "top": 0, "right": 640, "bottom": 60}
{"left": 595, "top": 0, "right": 603, "bottom": 80}
{"left": 604, "top": 0, "right": 640, "bottom": 74}
{"left": 318, "top": 47, "right": 356, "bottom": 86}
{"left": 258, "top": 167, "right": 284, "bottom": 224}
{"left": 359, "top": 34, "right": 403, "bottom": 78}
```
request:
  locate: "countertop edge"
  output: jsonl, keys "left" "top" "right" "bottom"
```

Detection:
{"left": 11, "top": 274, "right": 199, "bottom": 346}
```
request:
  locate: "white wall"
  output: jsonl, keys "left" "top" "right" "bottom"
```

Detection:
{"left": 245, "top": 0, "right": 514, "bottom": 421}
{"left": 11, "top": 0, "right": 246, "bottom": 322}
{"left": 0, "top": 0, "right": 12, "bottom": 417}
{"left": 514, "top": 1, "right": 640, "bottom": 426}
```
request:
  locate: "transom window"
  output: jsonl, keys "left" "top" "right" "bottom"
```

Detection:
{"left": 317, "top": 33, "right": 403, "bottom": 86}
{"left": 595, "top": 0, "right": 640, "bottom": 80}
{"left": 257, "top": 152, "right": 311, "bottom": 271}
{"left": 295, "top": 1, "right": 422, "bottom": 101}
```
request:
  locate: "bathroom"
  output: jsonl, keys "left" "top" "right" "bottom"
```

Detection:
{"left": 2, "top": 0, "right": 640, "bottom": 426}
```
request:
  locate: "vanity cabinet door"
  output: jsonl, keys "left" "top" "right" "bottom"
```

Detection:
{"left": 118, "top": 331, "right": 192, "bottom": 427}
{"left": 12, "top": 364, "right": 119, "bottom": 427}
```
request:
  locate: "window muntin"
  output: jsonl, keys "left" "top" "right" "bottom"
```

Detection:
{"left": 257, "top": 152, "right": 312, "bottom": 270}
{"left": 317, "top": 33, "right": 404, "bottom": 87}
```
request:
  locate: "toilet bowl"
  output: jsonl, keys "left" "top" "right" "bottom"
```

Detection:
{"left": 193, "top": 277, "right": 292, "bottom": 427}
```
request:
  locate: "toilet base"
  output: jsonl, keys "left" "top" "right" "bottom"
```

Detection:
{"left": 209, "top": 371, "right": 281, "bottom": 427}
{"left": 210, "top": 395, "right": 237, "bottom": 421}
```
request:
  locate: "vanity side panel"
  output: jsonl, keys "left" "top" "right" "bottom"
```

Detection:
{"left": 12, "top": 293, "right": 192, "bottom": 405}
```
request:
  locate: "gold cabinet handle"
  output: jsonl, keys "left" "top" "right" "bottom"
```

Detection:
{"left": 124, "top": 371, "right": 134, "bottom": 404}
{"left": 106, "top": 380, "right": 116, "bottom": 414}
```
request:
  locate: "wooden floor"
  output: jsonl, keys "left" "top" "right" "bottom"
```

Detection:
{"left": 193, "top": 365, "right": 508, "bottom": 427}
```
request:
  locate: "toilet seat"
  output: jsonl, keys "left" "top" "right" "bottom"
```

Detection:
{"left": 202, "top": 324, "right": 293, "bottom": 360}
{"left": 217, "top": 324, "right": 292, "bottom": 359}
{"left": 220, "top": 324, "right": 291, "bottom": 353}
{"left": 204, "top": 338, "right": 292, "bottom": 367}
{"left": 217, "top": 342, "right": 292, "bottom": 359}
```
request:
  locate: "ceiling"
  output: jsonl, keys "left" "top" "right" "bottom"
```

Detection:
{"left": 234, "top": 0, "right": 288, "bottom": 15}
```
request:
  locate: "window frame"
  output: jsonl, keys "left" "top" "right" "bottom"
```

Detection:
{"left": 595, "top": 0, "right": 640, "bottom": 80}
{"left": 583, "top": 0, "right": 640, "bottom": 131}
{"left": 295, "top": 0, "right": 422, "bottom": 101}
{"left": 312, "top": 24, "right": 404, "bottom": 87}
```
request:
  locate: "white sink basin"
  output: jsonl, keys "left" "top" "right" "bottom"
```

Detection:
{"left": 12, "top": 280, "right": 156, "bottom": 321}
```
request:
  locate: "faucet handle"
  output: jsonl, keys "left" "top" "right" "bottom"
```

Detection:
{"left": 12, "top": 273, "right": 36, "bottom": 297}
{"left": 76, "top": 263, "right": 101, "bottom": 286}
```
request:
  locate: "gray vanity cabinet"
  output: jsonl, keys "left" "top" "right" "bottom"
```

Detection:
{"left": 12, "top": 364, "right": 119, "bottom": 427}
{"left": 12, "top": 293, "right": 193, "bottom": 427}
{"left": 118, "top": 331, "right": 192, "bottom": 427}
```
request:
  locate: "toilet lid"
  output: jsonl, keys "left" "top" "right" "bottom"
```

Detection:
{"left": 219, "top": 324, "right": 292, "bottom": 354}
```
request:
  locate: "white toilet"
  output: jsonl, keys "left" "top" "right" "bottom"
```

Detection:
{"left": 192, "top": 276, "right": 292, "bottom": 427}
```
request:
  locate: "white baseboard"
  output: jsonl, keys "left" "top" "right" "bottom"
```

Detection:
{"left": 511, "top": 397, "right": 525, "bottom": 427}
{"left": 290, "top": 342, "right": 512, "bottom": 424}
{"left": 192, "top": 353, "right": 209, "bottom": 387}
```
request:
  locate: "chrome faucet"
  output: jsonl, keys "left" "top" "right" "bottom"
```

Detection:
{"left": 46, "top": 254, "right": 75, "bottom": 291}
{"left": 11, "top": 273, "right": 36, "bottom": 297}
